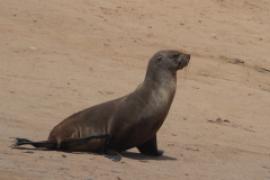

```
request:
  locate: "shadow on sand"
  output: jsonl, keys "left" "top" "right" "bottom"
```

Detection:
{"left": 11, "top": 146, "right": 177, "bottom": 161}
{"left": 122, "top": 151, "right": 177, "bottom": 161}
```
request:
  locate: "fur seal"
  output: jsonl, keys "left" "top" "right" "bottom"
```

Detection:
{"left": 14, "top": 50, "right": 190, "bottom": 159}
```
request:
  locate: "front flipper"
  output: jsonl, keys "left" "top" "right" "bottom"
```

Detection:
{"left": 137, "top": 135, "right": 164, "bottom": 156}
{"left": 102, "top": 135, "right": 122, "bottom": 162}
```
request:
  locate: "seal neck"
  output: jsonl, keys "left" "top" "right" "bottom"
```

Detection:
{"left": 140, "top": 67, "right": 177, "bottom": 121}
{"left": 143, "top": 67, "right": 177, "bottom": 88}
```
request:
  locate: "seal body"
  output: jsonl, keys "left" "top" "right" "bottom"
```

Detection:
{"left": 15, "top": 50, "right": 190, "bottom": 156}
{"left": 48, "top": 75, "right": 176, "bottom": 153}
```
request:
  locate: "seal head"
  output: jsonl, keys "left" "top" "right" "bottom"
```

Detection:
{"left": 144, "top": 50, "right": 190, "bottom": 83}
{"left": 148, "top": 50, "right": 190, "bottom": 70}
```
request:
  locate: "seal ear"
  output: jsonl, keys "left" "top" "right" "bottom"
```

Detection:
{"left": 156, "top": 55, "right": 163, "bottom": 63}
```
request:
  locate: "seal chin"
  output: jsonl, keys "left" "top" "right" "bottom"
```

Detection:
{"left": 177, "top": 54, "right": 190, "bottom": 70}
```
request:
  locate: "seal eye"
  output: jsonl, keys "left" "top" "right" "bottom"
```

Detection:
{"left": 171, "top": 53, "right": 180, "bottom": 59}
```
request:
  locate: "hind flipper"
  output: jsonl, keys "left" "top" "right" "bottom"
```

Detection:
{"left": 11, "top": 137, "right": 57, "bottom": 149}
{"left": 11, "top": 134, "right": 111, "bottom": 152}
{"left": 10, "top": 137, "right": 32, "bottom": 149}
{"left": 14, "top": 138, "right": 32, "bottom": 146}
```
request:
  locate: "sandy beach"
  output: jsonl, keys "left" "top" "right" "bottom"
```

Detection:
{"left": 0, "top": 0, "right": 270, "bottom": 179}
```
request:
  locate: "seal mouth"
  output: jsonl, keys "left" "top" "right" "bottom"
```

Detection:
{"left": 177, "top": 54, "right": 190, "bottom": 69}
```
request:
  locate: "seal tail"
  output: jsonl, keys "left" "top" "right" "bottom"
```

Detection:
{"left": 13, "top": 138, "right": 57, "bottom": 149}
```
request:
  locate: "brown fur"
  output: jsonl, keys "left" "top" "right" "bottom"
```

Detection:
{"left": 14, "top": 50, "right": 190, "bottom": 156}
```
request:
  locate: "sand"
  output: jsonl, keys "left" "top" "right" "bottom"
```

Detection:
{"left": 0, "top": 0, "right": 270, "bottom": 179}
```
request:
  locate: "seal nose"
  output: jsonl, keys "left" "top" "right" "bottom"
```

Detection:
{"left": 178, "top": 54, "right": 190, "bottom": 69}
{"left": 186, "top": 54, "right": 191, "bottom": 60}
{"left": 183, "top": 54, "right": 190, "bottom": 66}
